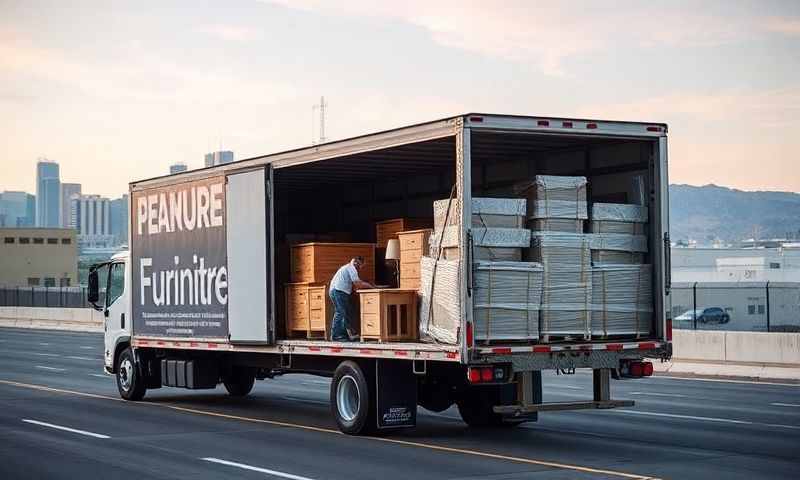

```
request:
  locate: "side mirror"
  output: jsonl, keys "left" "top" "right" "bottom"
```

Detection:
{"left": 88, "top": 268, "right": 103, "bottom": 311}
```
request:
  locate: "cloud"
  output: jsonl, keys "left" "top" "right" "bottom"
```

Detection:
{"left": 762, "top": 17, "right": 800, "bottom": 36}
{"left": 198, "top": 24, "right": 257, "bottom": 42}
{"left": 265, "top": 1, "right": 770, "bottom": 76}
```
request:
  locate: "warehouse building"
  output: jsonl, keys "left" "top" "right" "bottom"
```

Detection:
{"left": 0, "top": 227, "right": 78, "bottom": 287}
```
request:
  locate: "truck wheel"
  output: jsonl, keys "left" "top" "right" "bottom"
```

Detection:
{"left": 116, "top": 347, "right": 147, "bottom": 401}
{"left": 331, "top": 360, "right": 375, "bottom": 435}
{"left": 457, "top": 387, "right": 518, "bottom": 428}
{"left": 223, "top": 368, "right": 255, "bottom": 397}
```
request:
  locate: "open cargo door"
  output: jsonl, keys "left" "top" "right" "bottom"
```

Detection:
{"left": 226, "top": 166, "right": 274, "bottom": 343}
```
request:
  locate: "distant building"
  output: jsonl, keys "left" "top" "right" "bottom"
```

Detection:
{"left": 204, "top": 150, "right": 234, "bottom": 167}
{"left": 36, "top": 160, "right": 61, "bottom": 227}
{"left": 0, "top": 191, "right": 36, "bottom": 227}
{"left": 672, "top": 246, "right": 800, "bottom": 282}
{"left": 169, "top": 163, "right": 188, "bottom": 174}
{"left": 0, "top": 227, "right": 78, "bottom": 287}
{"left": 109, "top": 194, "right": 129, "bottom": 246}
{"left": 60, "top": 182, "right": 81, "bottom": 227}
{"left": 71, "top": 194, "right": 113, "bottom": 249}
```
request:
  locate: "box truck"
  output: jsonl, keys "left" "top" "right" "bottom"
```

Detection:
{"left": 88, "top": 113, "right": 672, "bottom": 434}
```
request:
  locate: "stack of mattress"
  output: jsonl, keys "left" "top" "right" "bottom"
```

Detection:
{"left": 473, "top": 261, "right": 543, "bottom": 342}
{"left": 519, "top": 175, "right": 587, "bottom": 233}
{"left": 590, "top": 203, "right": 648, "bottom": 235}
{"left": 529, "top": 233, "right": 592, "bottom": 340}
{"left": 418, "top": 256, "right": 461, "bottom": 344}
{"left": 590, "top": 264, "right": 653, "bottom": 337}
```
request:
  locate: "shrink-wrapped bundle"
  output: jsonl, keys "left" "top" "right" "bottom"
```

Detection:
{"left": 433, "top": 197, "right": 525, "bottom": 231}
{"left": 418, "top": 256, "right": 461, "bottom": 344}
{"left": 516, "top": 175, "right": 588, "bottom": 220}
{"left": 590, "top": 203, "right": 648, "bottom": 235}
{"left": 473, "top": 261, "right": 543, "bottom": 342}
{"left": 528, "top": 218, "right": 584, "bottom": 234}
{"left": 588, "top": 233, "right": 648, "bottom": 265}
{"left": 432, "top": 226, "right": 530, "bottom": 262}
{"left": 590, "top": 264, "right": 653, "bottom": 337}
{"left": 529, "top": 233, "right": 592, "bottom": 340}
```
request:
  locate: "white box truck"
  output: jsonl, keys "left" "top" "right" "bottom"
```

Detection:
{"left": 88, "top": 113, "right": 672, "bottom": 434}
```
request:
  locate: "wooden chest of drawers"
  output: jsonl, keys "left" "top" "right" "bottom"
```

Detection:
{"left": 375, "top": 218, "right": 431, "bottom": 249}
{"left": 359, "top": 288, "right": 418, "bottom": 342}
{"left": 397, "top": 229, "right": 432, "bottom": 290}
{"left": 286, "top": 282, "right": 332, "bottom": 339}
{"left": 290, "top": 243, "right": 376, "bottom": 284}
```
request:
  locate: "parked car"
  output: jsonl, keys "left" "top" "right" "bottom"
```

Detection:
{"left": 676, "top": 308, "right": 730, "bottom": 324}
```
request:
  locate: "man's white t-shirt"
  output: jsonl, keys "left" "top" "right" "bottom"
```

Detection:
{"left": 330, "top": 261, "right": 361, "bottom": 295}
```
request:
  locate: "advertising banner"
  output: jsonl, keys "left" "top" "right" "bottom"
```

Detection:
{"left": 131, "top": 176, "right": 228, "bottom": 338}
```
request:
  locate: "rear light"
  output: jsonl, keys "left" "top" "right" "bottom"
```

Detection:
{"left": 642, "top": 362, "right": 654, "bottom": 377}
{"left": 646, "top": 125, "right": 663, "bottom": 132}
{"left": 465, "top": 321, "right": 474, "bottom": 347}
{"left": 469, "top": 116, "right": 484, "bottom": 123}
{"left": 467, "top": 366, "right": 505, "bottom": 384}
{"left": 494, "top": 367, "right": 505, "bottom": 380}
{"left": 480, "top": 368, "right": 493, "bottom": 382}
{"left": 666, "top": 318, "right": 673, "bottom": 341}
{"left": 562, "top": 121, "right": 573, "bottom": 128}
{"left": 629, "top": 362, "right": 643, "bottom": 377}
{"left": 586, "top": 123, "right": 598, "bottom": 129}
{"left": 468, "top": 368, "right": 481, "bottom": 383}
{"left": 537, "top": 120, "right": 550, "bottom": 126}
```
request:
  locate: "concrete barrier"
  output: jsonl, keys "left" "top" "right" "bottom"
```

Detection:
{"left": 0, "top": 306, "right": 103, "bottom": 332}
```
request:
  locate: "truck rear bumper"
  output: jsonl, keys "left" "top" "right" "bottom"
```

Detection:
{"left": 494, "top": 399, "right": 634, "bottom": 416}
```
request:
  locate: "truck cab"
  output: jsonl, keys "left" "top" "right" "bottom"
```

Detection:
{"left": 88, "top": 251, "right": 131, "bottom": 375}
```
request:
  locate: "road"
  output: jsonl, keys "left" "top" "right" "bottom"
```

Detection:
{"left": 0, "top": 327, "right": 798, "bottom": 480}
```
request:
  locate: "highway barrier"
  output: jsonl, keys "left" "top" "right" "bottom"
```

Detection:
{"left": 0, "top": 306, "right": 103, "bottom": 332}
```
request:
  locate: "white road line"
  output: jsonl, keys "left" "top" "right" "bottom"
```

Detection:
{"left": 35, "top": 366, "right": 65, "bottom": 372}
{"left": 613, "top": 409, "right": 800, "bottom": 430}
{"left": 629, "top": 392, "right": 687, "bottom": 398}
{"left": 38, "top": 342, "right": 50, "bottom": 346}
{"left": 548, "top": 385, "right": 584, "bottom": 390}
{"left": 89, "top": 374, "right": 109, "bottom": 378}
{"left": 66, "top": 356, "right": 95, "bottom": 361}
{"left": 80, "top": 346, "right": 94, "bottom": 350}
{"left": 771, "top": 402, "right": 800, "bottom": 408}
{"left": 202, "top": 457, "right": 315, "bottom": 480}
{"left": 649, "top": 375, "right": 800, "bottom": 387}
{"left": 22, "top": 419, "right": 110, "bottom": 439}
{"left": 34, "top": 353, "right": 58, "bottom": 357}
{"left": 282, "top": 396, "right": 328, "bottom": 406}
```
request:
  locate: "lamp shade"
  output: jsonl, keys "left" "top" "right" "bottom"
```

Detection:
{"left": 385, "top": 239, "right": 400, "bottom": 261}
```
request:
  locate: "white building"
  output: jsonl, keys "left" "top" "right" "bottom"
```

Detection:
{"left": 70, "top": 194, "right": 113, "bottom": 248}
{"left": 671, "top": 246, "right": 800, "bottom": 283}
{"left": 204, "top": 150, "right": 233, "bottom": 167}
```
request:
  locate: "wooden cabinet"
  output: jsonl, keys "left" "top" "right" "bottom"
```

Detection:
{"left": 397, "top": 229, "right": 432, "bottom": 290}
{"left": 290, "top": 243, "right": 376, "bottom": 284}
{"left": 358, "top": 289, "right": 418, "bottom": 342}
{"left": 375, "top": 218, "right": 431, "bottom": 249}
{"left": 285, "top": 282, "right": 332, "bottom": 339}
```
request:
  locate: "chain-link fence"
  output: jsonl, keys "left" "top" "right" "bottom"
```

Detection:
{"left": 0, "top": 286, "right": 97, "bottom": 308}
{"left": 671, "top": 282, "right": 800, "bottom": 332}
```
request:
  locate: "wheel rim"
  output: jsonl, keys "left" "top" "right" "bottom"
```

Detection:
{"left": 119, "top": 358, "right": 133, "bottom": 392}
{"left": 336, "top": 375, "right": 360, "bottom": 422}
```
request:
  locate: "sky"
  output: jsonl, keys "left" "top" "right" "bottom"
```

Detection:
{"left": 1, "top": 0, "right": 798, "bottom": 198}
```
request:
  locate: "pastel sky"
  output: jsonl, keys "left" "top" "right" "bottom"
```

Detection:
{"left": 1, "top": 0, "right": 798, "bottom": 198}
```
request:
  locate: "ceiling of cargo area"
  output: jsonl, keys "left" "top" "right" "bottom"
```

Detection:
{"left": 275, "top": 136, "right": 456, "bottom": 190}
{"left": 470, "top": 131, "right": 636, "bottom": 164}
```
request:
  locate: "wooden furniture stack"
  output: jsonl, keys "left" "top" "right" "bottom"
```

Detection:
{"left": 287, "top": 242, "right": 376, "bottom": 338}
{"left": 397, "top": 229, "right": 432, "bottom": 290}
{"left": 375, "top": 218, "right": 431, "bottom": 249}
{"left": 359, "top": 288, "right": 419, "bottom": 342}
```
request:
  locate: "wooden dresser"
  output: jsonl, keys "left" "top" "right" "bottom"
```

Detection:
{"left": 290, "top": 243, "right": 376, "bottom": 284}
{"left": 397, "top": 229, "right": 432, "bottom": 290}
{"left": 286, "top": 283, "right": 332, "bottom": 339}
{"left": 359, "top": 288, "right": 418, "bottom": 342}
{"left": 375, "top": 218, "right": 431, "bottom": 249}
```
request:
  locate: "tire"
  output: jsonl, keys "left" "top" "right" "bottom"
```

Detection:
{"left": 223, "top": 367, "right": 255, "bottom": 397}
{"left": 457, "top": 386, "right": 519, "bottom": 428}
{"left": 330, "top": 360, "right": 375, "bottom": 435}
{"left": 116, "top": 347, "right": 147, "bottom": 401}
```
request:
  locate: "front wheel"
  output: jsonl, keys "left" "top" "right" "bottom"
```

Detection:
{"left": 116, "top": 347, "right": 147, "bottom": 401}
{"left": 330, "top": 360, "right": 375, "bottom": 435}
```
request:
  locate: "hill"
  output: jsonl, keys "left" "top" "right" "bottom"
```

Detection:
{"left": 669, "top": 184, "right": 800, "bottom": 243}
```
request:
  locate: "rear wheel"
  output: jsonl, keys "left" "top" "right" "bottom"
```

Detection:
{"left": 330, "top": 360, "right": 375, "bottom": 435}
{"left": 223, "top": 367, "right": 256, "bottom": 397}
{"left": 116, "top": 347, "right": 147, "bottom": 401}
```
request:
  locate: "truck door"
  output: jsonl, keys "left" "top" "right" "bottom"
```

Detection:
{"left": 226, "top": 166, "right": 274, "bottom": 343}
{"left": 104, "top": 260, "right": 130, "bottom": 368}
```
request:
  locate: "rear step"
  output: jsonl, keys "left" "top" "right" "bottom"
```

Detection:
{"left": 494, "top": 399, "right": 633, "bottom": 415}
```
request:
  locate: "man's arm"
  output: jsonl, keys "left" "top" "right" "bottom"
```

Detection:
{"left": 353, "top": 279, "right": 374, "bottom": 290}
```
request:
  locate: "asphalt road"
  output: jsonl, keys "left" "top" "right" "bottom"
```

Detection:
{"left": 0, "top": 327, "right": 798, "bottom": 480}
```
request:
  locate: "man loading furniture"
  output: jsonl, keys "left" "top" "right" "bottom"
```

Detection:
{"left": 329, "top": 256, "right": 375, "bottom": 341}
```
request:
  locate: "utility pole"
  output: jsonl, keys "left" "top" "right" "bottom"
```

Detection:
{"left": 311, "top": 96, "right": 327, "bottom": 145}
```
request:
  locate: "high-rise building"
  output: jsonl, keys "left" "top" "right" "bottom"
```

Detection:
{"left": 169, "top": 163, "right": 188, "bottom": 174}
{"left": 0, "top": 191, "right": 36, "bottom": 227}
{"left": 109, "top": 194, "right": 129, "bottom": 246}
{"left": 60, "top": 183, "right": 81, "bottom": 227}
{"left": 204, "top": 150, "right": 234, "bottom": 168}
{"left": 71, "top": 194, "right": 112, "bottom": 248}
{"left": 36, "top": 159, "right": 60, "bottom": 227}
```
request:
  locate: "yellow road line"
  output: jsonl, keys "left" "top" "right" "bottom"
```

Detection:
{"left": 0, "top": 379, "right": 658, "bottom": 480}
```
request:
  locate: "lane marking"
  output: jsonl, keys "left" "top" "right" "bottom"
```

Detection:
{"left": 35, "top": 366, "right": 65, "bottom": 372}
{"left": 34, "top": 353, "right": 58, "bottom": 357}
{"left": 89, "top": 374, "right": 109, "bottom": 379}
{"left": 66, "top": 356, "right": 96, "bottom": 361}
{"left": 203, "top": 457, "right": 316, "bottom": 480}
{"left": 771, "top": 403, "right": 800, "bottom": 408}
{"left": 613, "top": 409, "right": 800, "bottom": 430}
{"left": 0, "top": 380, "right": 656, "bottom": 480}
{"left": 650, "top": 376, "right": 800, "bottom": 387}
{"left": 80, "top": 346, "right": 94, "bottom": 350}
{"left": 38, "top": 343, "right": 50, "bottom": 346}
{"left": 629, "top": 392, "right": 687, "bottom": 398}
{"left": 282, "top": 396, "right": 328, "bottom": 406}
{"left": 548, "top": 384, "right": 584, "bottom": 390}
{"left": 22, "top": 419, "right": 110, "bottom": 439}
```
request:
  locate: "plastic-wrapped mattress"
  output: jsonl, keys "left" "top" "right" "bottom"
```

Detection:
{"left": 473, "top": 261, "right": 543, "bottom": 342}
{"left": 590, "top": 264, "right": 653, "bottom": 337}
{"left": 418, "top": 256, "right": 461, "bottom": 344}
{"left": 516, "top": 175, "right": 588, "bottom": 220}
{"left": 434, "top": 197, "right": 526, "bottom": 231}
{"left": 590, "top": 203, "right": 648, "bottom": 235}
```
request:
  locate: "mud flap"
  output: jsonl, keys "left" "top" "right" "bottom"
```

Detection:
{"left": 375, "top": 359, "right": 417, "bottom": 429}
